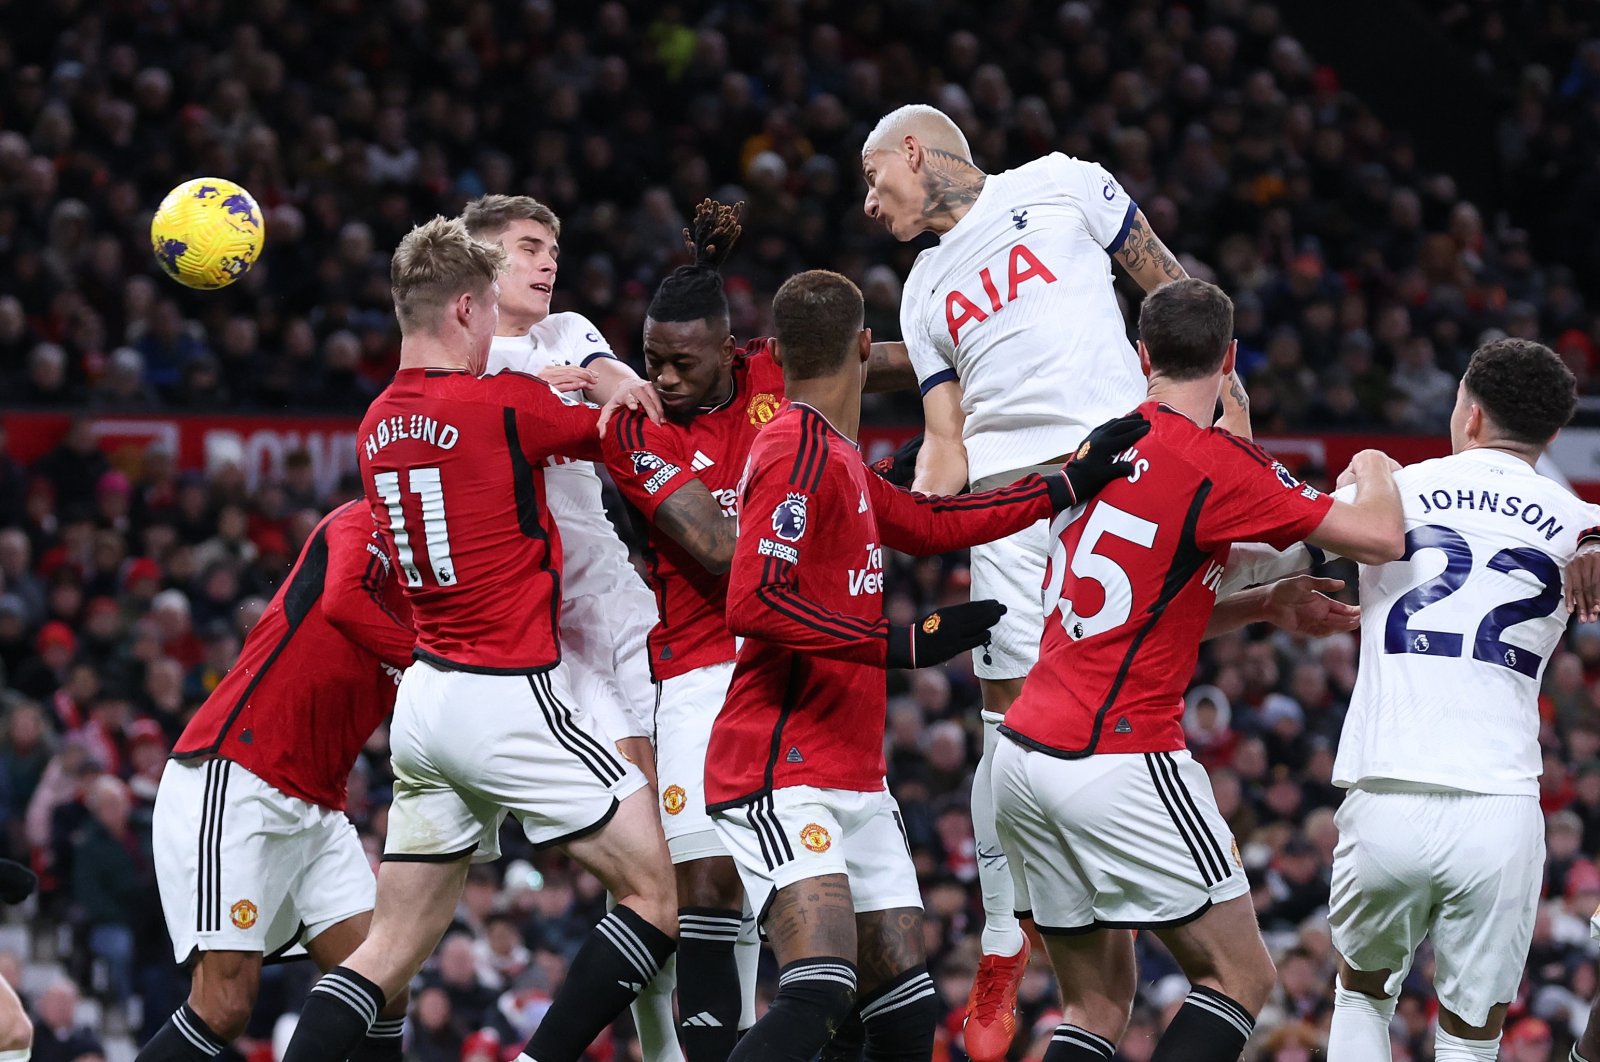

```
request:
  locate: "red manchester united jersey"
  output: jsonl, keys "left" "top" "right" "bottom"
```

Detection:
{"left": 602, "top": 340, "right": 787, "bottom": 681}
{"left": 172, "top": 502, "right": 415, "bottom": 809}
{"left": 706, "top": 402, "right": 1069, "bottom": 809}
{"left": 1003, "top": 402, "right": 1333, "bottom": 758}
{"left": 358, "top": 368, "right": 603, "bottom": 673}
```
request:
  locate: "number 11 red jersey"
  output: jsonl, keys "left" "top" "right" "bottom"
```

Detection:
{"left": 1002, "top": 402, "right": 1332, "bottom": 757}
{"left": 357, "top": 367, "right": 603, "bottom": 674}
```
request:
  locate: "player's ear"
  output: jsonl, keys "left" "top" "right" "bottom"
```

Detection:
{"left": 857, "top": 328, "right": 872, "bottom": 364}
{"left": 769, "top": 338, "right": 784, "bottom": 369}
{"left": 1137, "top": 340, "right": 1153, "bottom": 379}
{"left": 454, "top": 289, "right": 473, "bottom": 330}
{"left": 904, "top": 134, "right": 921, "bottom": 172}
{"left": 1466, "top": 400, "right": 1484, "bottom": 442}
{"left": 721, "top": 333, "right": 736, "bottom": 368}
{"left": 1221, "top": 339, "right": 1237, "bottom": 377}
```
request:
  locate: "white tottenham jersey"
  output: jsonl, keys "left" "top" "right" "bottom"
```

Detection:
{"left": 1336, "top": 449, "right": 1600, "bottom": 795}
{"left": 486, "top": 312, "right": 646, "bottom": 600}
{"left": 900, "top": 152, "right": 1146, "bottom": 483}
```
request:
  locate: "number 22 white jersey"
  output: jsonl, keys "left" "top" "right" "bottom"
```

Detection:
{"left": 899, "top": 152, "right": 1146, "bottom": 483}
{"left": 1337, "top": 448, "right": 1600, "bottom": 795}
{"left": 486, "top": 312, "right": 647, "bottom": 599}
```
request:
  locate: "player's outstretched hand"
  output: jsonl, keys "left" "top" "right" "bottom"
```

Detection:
{"left": 1060, "top": 412, "right": 1151, "bottom": 505}
{"left": 870, "top": 434, "right": 924, "bottom": 489}
{"left": 596, "top": 378, "right": 666, "bottom": 436}
{"left": 538, "top": 365, "right": 599, "bottom": 394}
{"left": 887, "top": 600, "right": 1007, "bottom": 669}
{"left": 1568, "top": 539, "right": 1600, "bottom": 622}
{"left": 1262, "top": 576, "right": 1360, "bottom": 636}
{"left": 1335, "top": 449, "right": 1402, "bottom": 490}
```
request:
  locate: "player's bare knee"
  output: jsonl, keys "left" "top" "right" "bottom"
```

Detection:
{"left": 1228, "top": 949, "right": 1278, "bottom": 1015}
{"left": 1438, "top": 1002, "right": 1507, "bottom": 1040}
{"left": 1336, "top": 958, "right": 1392, "bottom": 999}
{"left": 677, "top": 857, "right": 742, "bottom": 911}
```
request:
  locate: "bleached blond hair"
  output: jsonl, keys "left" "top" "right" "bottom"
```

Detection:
{"left": 862, "top": 104, "right": 972, "bottom": 159}
{"left": 390, "top": 216, "right": 507, "bottom": 334}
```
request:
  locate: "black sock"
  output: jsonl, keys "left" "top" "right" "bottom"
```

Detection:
{"left": 137, "top": 1003, "right": 228, "bottom": 1060}
{"left": 818, "top": 1006, "right": 864, "bottom": 1062}
{"left": 1150, "top": 987, "right": 1256, "bottom": 1062}
{"left": 280, "top": 966, "right": 384, "bottom": 1062}
{"left": 677, "top": 907, "right": 744, "bottom": 1062}
{"left": 525, "top": 905, "right": 676, "bottom": 1062}
{"left": 729, "top": 957, "right": 857, "bottom": 1062}
{"left": 1043, "top": 1023, "right": 1116, "bottom": 1061}
{"left": 351, "top": 1016, "right": 405, "bottom": 1062}
{"left": 858, "top": 967, "right": 938, "bottom": 1062}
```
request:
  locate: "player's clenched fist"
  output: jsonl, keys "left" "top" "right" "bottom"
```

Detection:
{"left": 1059, "top": 411, "right": 1151, "bottom": 505}
{"left": 887, "top": 600, "right": 1008, "bottom": 669}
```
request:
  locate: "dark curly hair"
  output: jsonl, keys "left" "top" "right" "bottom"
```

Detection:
{"left": 645, "top": 199, "right": 743, "bottom": 325}
{"left": 1462, "top": 338, "right": 1576, "bottom": 444}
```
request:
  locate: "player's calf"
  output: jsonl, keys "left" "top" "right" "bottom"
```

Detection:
{"left": 728, "top": 874, "right": 859, "bottom": 1062}
{"left": 138, "top": 951, "right": 261, "bottom": 1060}
{"left": 1148, "top": 896, "right": 1276, "bottom": 1062}
{"left": 852, "top": 907, "right": 938, "bottom": 1062}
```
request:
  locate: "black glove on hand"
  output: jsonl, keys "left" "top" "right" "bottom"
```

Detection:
{"left": 0, "top": 858, "right": 37, "bottom": 905}
{"left": 869, "top": 433, "right": 924, "bottom": 489}
{"left": 1060, "top": 412, "right": 1150, "bottom": 505}
{"left": 886, "top": 600, "right": 1007, "bottom": 669}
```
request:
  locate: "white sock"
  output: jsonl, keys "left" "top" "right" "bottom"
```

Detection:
{"left": 1433, "top": 1027, "right": 1501, "bottom": 1062}
{"left": 631, "top": 952, "right": 683, "bottom": 1062}
{"left": 1327, "top": 985, "right": 1396, "bottom": 1062}
{"left": 736, "top": 901, "right": 760, "bottom": 1030}
{"left": 974, "top": 717, "right": 1024, "bottom": 956}
{"left": 0, "top": 1050, "right": 28, "bottom": 1061}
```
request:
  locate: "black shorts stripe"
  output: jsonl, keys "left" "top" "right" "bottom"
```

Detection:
{"left": 196, "top": 762, "right": 217, "bottom": 933}
{"left": 1153, "top": 752, "right": 1224, "bottom": 884}
{"left": 1161, "top": 752, "right": 1230, "bottom": 879}
{"left": 197, "top": 760, "right": 232, "bottom": 933}
{"left": 749, "top": 798, "right": 779, "bottom": 871}
{"left": 890, "top": 808, "right": 911, "bottom": 857}
{"left": 540, "top": 672, "right": 628, "bottom": 782}
{"left": 1144, "top": 753, "right": 1218, "bottom": 888}
{"left": 763, "top": 794, "right": 795, "bottom": 864}
{"left": 528, "top": 675, "right": 624, "bottom": 786}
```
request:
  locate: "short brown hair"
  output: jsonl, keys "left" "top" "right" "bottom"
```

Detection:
{"left": 772, "top": 270, "right": 864, "bottom": 380}
{"left": 1463, "top": 338, "right": 1576, "bottom": 444}
{"left": 1138, "top": 278, "right": 1235, "bottom": 380}
{"left": 461, "top": 194, "right": 562, "bottom": 241}
{"left": 390, "top": 217, "right": 507, "bottom": 334}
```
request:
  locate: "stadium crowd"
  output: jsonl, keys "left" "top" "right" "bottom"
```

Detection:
{"left": 0, "top": 0, "right": 1598, "bottom": 1060}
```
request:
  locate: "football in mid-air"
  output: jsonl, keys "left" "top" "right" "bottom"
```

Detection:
{"left": 149, "top": 177, "right": 265, "bottom": 289}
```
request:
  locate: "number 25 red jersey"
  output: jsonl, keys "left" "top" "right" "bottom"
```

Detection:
{"left": 357, "top": 367, "right": 603, "bottom": 674}
{"left": 1002, "top": 402, "right": 1332, "bottom": 757}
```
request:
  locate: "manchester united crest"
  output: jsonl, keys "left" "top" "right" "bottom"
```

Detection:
{"left": 230, "top": 899, "right": 258, "bottom": 930}
{"left": 747, "top": 392, "right": 780, "bottom": 426}
{"left": 922, "top": 612, "right": 942, "bottom": 634}
{"left": 662, "top": 785, "right": 687, "bottom": 816}
{"left": 799, "top": 822, "right": 832, "bottom": 853}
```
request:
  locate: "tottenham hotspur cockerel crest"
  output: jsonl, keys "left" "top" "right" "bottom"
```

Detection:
{"left": 772, "top": 493, "right": 808, "bottom": 542}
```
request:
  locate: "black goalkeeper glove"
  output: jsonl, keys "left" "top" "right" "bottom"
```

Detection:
{"left": 886, "top": 600, "right": 1007, "bottom": 669}
{"left": 869, "top": 434, "right": 924, "bottom": 489}
{"left": 1058, "top": 412, "right": 1151, "bottom": 506}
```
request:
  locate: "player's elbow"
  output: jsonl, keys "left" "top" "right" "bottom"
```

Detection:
{"left": 693, "top": 548, "right": 732, "bottom": 576}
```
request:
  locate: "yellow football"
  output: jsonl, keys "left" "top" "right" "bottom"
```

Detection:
{"left": 149, "top": 177, "right": 265, "bottom": 290}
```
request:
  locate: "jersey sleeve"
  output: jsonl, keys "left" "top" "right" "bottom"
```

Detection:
{"left": 725, "top": 447, "right": 890, "bottom": 664}
{"left": 601, "top": 408, "right": 698, "bottom": 518}
{"left": 493, "top": 373, "right": 604, "bottom": 463}
{"left": 900, "top": 261, "right": 958, "bottom": 395}
{"left": 556, "top": 312, "right": 616, "bottom": 367}
{"left": 1046, "top": 153, "right": 1139, "bottom": 254}
{"left": 1196, "top": 435, "right": 1335, "bottom": 552}
{"left": 868, "top": 471, "right": 1066, "bottom": 555}
{"left": 321, "top": 505, "right": 415, "bottom": 668}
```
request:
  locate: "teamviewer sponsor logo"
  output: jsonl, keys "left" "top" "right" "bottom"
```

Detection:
{"left": 848, "top": 543, "right": 884, "bottom": 596}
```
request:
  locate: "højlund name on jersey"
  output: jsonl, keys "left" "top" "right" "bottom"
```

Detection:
{"left": 944, "top": 243, "right": 1058, "bottom": 345}
{"left": 363, "top": 414, "right": 460, "bottom": 458}
{"left": 1415, "top": 487, "right": 1565, "bottom": 541}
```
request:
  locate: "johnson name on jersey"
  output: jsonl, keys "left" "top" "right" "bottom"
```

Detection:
{"left": 1336, "top": 449, "right": 1600, "bottom": 795}
{"left": 900, "top": 153, "right": 1146, "bottom": 482}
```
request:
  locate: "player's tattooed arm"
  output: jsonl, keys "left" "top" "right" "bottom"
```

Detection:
{"left": 864, "top": 341, "right": 918, "bottom": 393}
{"left": 919, "top": 148, "right": 987, "bottom": 225}
{"left": 1113, "top": 209, "right": 1187, "bottom": 291}
{"left": 763, "top": 873, "right": 858, "bottom": 966}
{"left": 1215, "top": 369, "right": 1252, "bottom": 439}
{"left": 652, "top": 480, "right": 736, "bottom": 574}
{"left": 854, "top": 906, "right": 926, "bottom": 996}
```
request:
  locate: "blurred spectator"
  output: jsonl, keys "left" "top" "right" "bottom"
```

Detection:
{"left": 30, "top": 979, "right": 102, "bottom": 1062}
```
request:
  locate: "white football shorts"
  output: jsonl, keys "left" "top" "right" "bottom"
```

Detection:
{"left": 967, "top": 516, "right": 1049, "bottom": 686}
{"left": 655, "top": 660, "right": 736, "bottom": 863}
{"left": 386, "top": 661, "right": 646, "bottom": 862}
{"left": 712, "top": 786, "right": 922, "bottom": 934}
{"left": 1329, "top": 785, "right": 1543, "bottom": 1027}
{"left": 153, "top": 759, "right": 374, "bottom": 965}
{"left": 992, "top": 739, "right": 1247, "bottom": 933}
{"left": 560, "top": 589, "right": 656, "bottom": 742}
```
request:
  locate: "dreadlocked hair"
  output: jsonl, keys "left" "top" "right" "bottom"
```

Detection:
{"left": 646, "top": 199, "right": 744, "bottom": 324}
